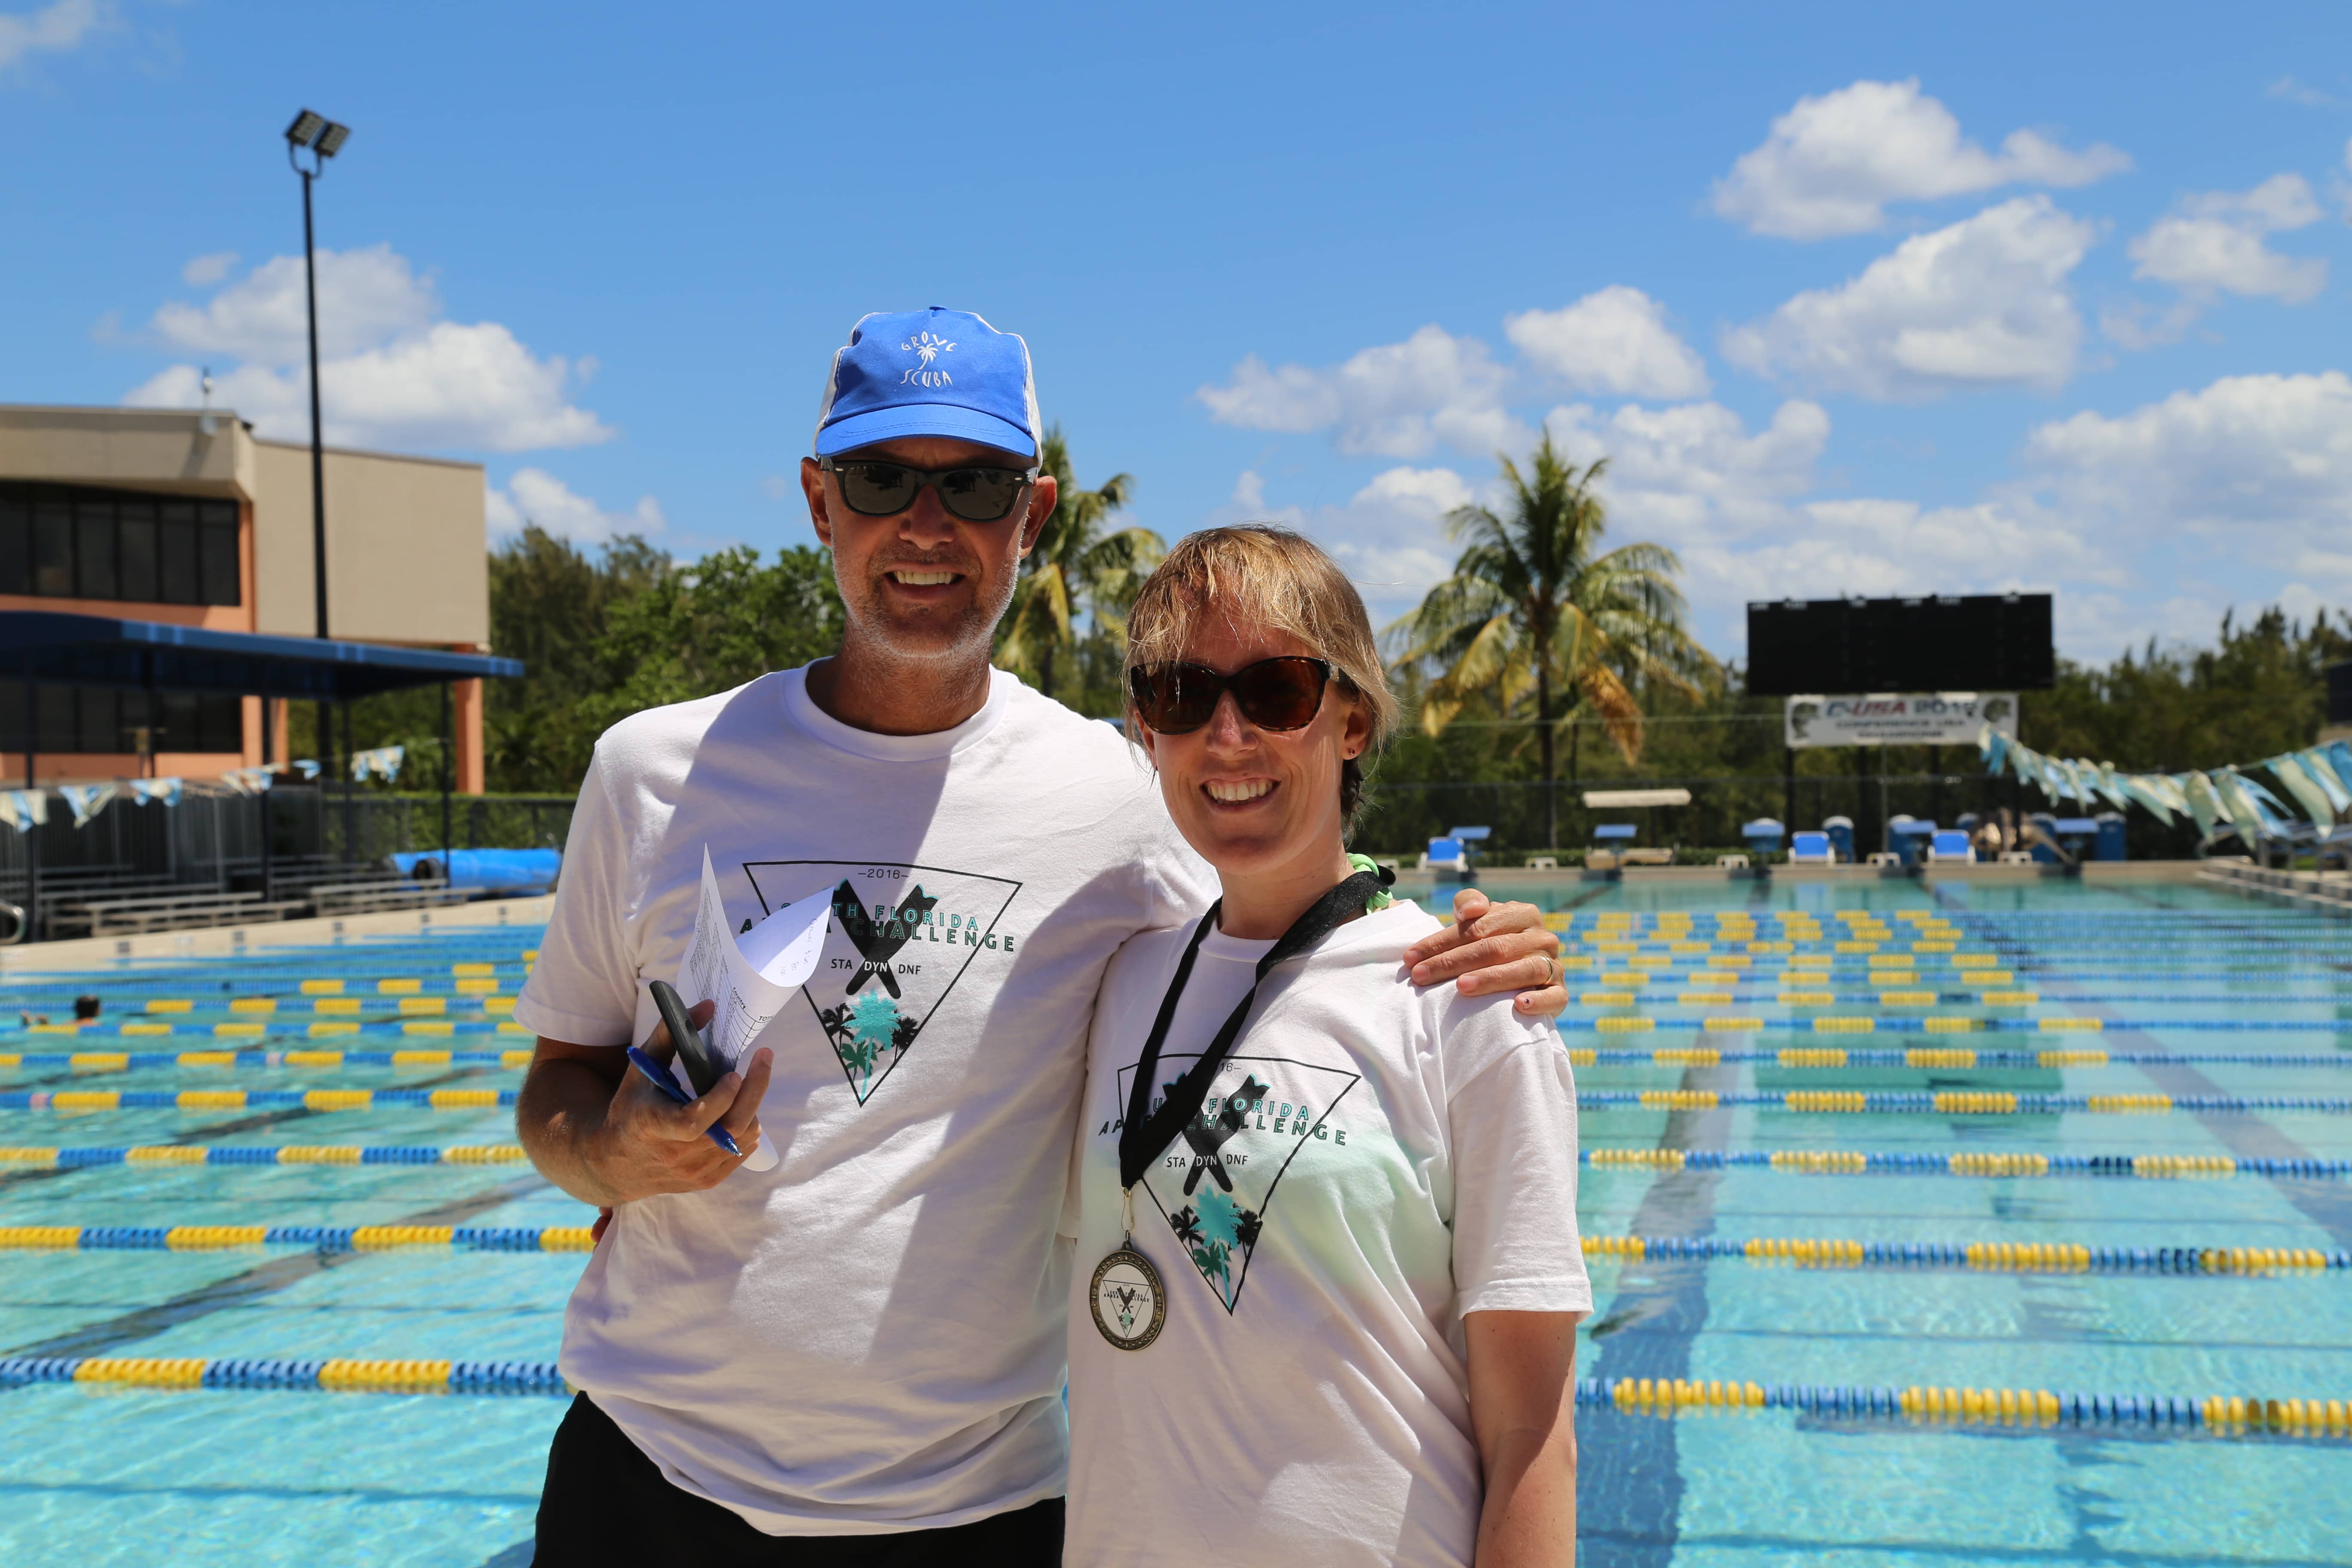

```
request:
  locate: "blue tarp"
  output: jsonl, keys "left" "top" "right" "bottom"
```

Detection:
{"left": 393, "top": 848, "right": 560, "bottom": 894}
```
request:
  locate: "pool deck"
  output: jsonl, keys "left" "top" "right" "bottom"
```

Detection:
{"left": 0, "top": 894, "right": 559, "bottom": 973}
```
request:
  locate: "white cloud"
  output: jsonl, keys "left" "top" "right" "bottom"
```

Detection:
{"left": 1505, "top": 287, "right": 1710, "bottom": 400}
{"left": 0, "top": 0, "right": 106, "bottom": 71}
{"left": 2267, "top": 76, "right": 2340, "bottom": 109}
{"left": 1196, "top": 325, "right": 1525, "bottom": 459}
{"left": 1204, "top": 466, "right": 1475, "bottom": 622}
{"left": 2024, "top": 370, "right": 2352, "bottom": 538}
{"left": 122, "top": 245, "right": 611, "bottom": 453}
{"left": 1548, "top": 398, "right": 1829, "bottom": 540}
{"left": 1711, "top": 78, "right": 2129, "bottom": 239}
{"left": 2126, "top": 174, "right": 2327, "bottom": 304}
{"left": 151, "top": 245, "right": 438, "bottom": 365}
{"left": 1722, "top": 196, "right": 2097, "bottom": 400}
{"left": 180, "top": 251, "right": 238, "bottom": 288}
{"left": 486, "top": 468, "right": 665, "bottom": 544}
{"left": 2098, "top": 299, "right": 2202, "bottom": 352}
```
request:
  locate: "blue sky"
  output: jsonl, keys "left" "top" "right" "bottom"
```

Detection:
{"left": 6, "top": 0, "right": 2351, "bottom": 665}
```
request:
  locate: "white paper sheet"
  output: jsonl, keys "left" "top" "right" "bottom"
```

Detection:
{"left": 669, "top": 845, "right": 832, "bottom": 1173}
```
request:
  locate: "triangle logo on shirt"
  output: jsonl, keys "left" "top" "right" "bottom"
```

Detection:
{"left": 1116, "top": 1052, "right": 1363, "bottom": 1314}
{"left": 742, "top": 859, "right": 1023, "bottom": 1105}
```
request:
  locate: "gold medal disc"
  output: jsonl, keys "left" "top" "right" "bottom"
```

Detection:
{"left": 1089, "top": 1245, "right": 1167, "bottom": 1351}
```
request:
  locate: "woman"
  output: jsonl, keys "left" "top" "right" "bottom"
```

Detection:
{"left": 1066, "top": 526, "right": 1589, "bottom": 1567}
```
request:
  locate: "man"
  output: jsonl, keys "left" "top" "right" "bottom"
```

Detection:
{"left": 514, "top": 307, "right": 1567, "bottom": 1565}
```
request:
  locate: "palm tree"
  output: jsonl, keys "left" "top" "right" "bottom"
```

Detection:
{"left": 997, "top": 425, "right": 1161, "bottom": 702}
{"left": 1389, "top": 434, "right": 1714, "bottom": 849}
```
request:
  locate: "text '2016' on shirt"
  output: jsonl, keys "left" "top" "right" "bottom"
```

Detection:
{"left": 513, "top": 665, "right": 1213, "bottom": 1536}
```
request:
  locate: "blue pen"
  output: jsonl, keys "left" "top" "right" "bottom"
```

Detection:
{"left": 627, "top": 1045, "right": 744, "bottom": 1157}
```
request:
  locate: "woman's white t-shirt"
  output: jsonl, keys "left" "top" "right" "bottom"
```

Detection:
{"left": 1065, "top": 900, "right": 1590, "bottom": 1568}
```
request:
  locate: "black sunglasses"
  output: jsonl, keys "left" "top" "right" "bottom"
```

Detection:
{"left": 1128, "top": 657, "right": 1334, "bottom": 735}
{"left": 819, "top": 456, "right": 1039, "bottom": 523}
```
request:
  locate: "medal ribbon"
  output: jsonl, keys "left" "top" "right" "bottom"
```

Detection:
{"left": 1116, "top": 868, "right": 1387, "bottom": 1192}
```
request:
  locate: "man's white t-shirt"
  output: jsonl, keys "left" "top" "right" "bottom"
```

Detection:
{"left": 1065, "top": 900, "right": 1590, "bottom": 1568}
{"left": 512, "top": 665, "right": 1213, "bottom": 1535}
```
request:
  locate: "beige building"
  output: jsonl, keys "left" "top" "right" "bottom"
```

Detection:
{"left": 0, "top": 404, "right": 491, "bottom": 790}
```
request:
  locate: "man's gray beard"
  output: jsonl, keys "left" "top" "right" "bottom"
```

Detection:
{"left": 837, "top": 563, "right": 1018, "bottom": 672}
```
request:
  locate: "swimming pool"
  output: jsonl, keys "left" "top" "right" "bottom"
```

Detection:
{"left": 1555, "top": 876, "right": 2352, "bottom": 1567}
{"left": 0, "top": 878, "right": 2346, "bottom": 1565}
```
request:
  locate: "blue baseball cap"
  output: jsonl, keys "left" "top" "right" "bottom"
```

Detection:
{"left": 812, "top": 306, "right": 1041, "bottom": 460}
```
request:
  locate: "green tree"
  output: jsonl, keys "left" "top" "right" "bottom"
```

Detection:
{"left": 581, "top": 542, "right": 843, "bottom": 733}
{"left": 483, "top": 525, "right": 671, "bottom": 792}
{"left": 2023, "top": 607, "right": 2352, "bottom": 772}
{"left": 1388, "top": 436, "right": 1714, "bottom": 848}
{"left": 995, "top": 425, "right": 1160, "bottom": 704}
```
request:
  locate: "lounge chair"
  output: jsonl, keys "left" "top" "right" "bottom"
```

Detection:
{"left": 1927, "top": 830, "right": 1974, "bottom": 864}
{"left": 1789, "top": 830, "right": 1835, "bottom": 866}
{"left": 1421, "top": 837, "right": 1467, "bottom": 875}
{"left": 1588, "top": 822, "right": 1638, "bottom": 871}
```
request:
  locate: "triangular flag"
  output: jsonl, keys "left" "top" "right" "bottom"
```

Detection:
{"left": 58, "top": 784, "right": 117, "bottom": 828}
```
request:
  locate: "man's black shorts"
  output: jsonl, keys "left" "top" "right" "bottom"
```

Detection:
{"left": 534, "top": 1393, "right": 1066, "bottom": 1566}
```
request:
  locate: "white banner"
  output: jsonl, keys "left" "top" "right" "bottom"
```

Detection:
{"left": 1786, "top": 693, "right": 2018, "bottom": 749}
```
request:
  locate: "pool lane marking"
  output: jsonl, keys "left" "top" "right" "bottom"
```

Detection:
{"left": 0, "top": 1064, "right": 509, "bottom": 1194}
{"left": 1934, "top": 890, "right": 2352, "bottom": 1251}
{"left": 0, "top": 1173, "right": 550, "bottom": 1369}
{"left": 1577, "top": 1055, "right": 1736, "bottom": 1568}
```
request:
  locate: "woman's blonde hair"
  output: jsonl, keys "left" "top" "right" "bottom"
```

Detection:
{"left": 1125, "top": 525, "right": 1399, "bottom": 830}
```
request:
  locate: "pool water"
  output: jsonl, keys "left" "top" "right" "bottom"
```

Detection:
{"left": 1, "top": 879, "right": 2348, "bottom": 1565}
{"left": 1550, "top": 876, "right": 2352, "bottom": 1566}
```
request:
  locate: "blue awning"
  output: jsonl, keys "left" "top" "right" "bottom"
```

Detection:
{"left": 0, "top": 612, "right": 522, "bottom": 700}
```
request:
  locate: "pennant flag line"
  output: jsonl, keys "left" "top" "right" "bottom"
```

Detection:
{"left": 351, "top": 746, "right": 404, "bottom": 783}
{"left": 1982, "top": 729, "right": 2352, "bottom": 849}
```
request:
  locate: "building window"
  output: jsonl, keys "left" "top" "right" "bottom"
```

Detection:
{"left": 0, "top": 483, "right": 240, "bottom": 607}
{"left": 0, "top": 682, "right": 244, "bottom": 755}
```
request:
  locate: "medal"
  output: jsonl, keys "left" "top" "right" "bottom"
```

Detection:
{"left": 1098, "top": 866, "right": 1387, "bottom": 1351}
{"left": 1089, "top": 1242, "right": 1167, "bottom": 1351}
{"left": 1093, "top": 1185, "right": 1167, "bottom": 1351}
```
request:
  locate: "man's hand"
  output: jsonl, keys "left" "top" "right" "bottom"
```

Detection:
{"left": 1402, "top": 888, "right": 1566, "bottom": 1019}
{"left": 514, "top": 998, "right": 774, "bottom": 1209}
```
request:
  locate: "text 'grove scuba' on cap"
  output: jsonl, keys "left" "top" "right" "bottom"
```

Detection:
{"left": 813, "top": 306, "right": 1041, "bottom": 459}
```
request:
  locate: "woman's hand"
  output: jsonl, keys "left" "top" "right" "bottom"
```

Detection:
{"left": 1465, "top": 1310, "right": 1580, "bottom": 1567}
{"left": 1402, "top": 889, "right": 1567, "bottom": 1018}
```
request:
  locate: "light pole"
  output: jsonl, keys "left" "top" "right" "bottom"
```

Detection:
{"left": 286, "top": 109, "right": 352, "bottom": 874}
{"left": 284, "top": 108, "right": 351, "bottom": 641}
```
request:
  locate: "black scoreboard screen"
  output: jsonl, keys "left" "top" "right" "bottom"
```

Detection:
{"left": 1746, "top": 594, "right": 2054, "bottom": 696}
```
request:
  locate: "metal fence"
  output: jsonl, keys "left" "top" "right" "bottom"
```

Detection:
{"left": 1352, "top": 770, "right": 2204, "bottom": 863}
{"left": 0, "top": 788, "right": 577, "bottom": 925}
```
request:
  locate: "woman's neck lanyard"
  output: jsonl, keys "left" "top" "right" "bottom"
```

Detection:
{"left": 1089, "top": 867, "right": 1387, "bottom": 1351}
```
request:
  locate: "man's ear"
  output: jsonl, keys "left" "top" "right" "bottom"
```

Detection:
{"left": 800, "top": 456, "right": 833, "bottom": 547}
{"left": 1018, "top": 473, "right": 1058, "bottom": 559}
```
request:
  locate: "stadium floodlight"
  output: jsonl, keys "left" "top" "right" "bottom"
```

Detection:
{"left": 284, "top": 109, "right": 354, "bottom": 638}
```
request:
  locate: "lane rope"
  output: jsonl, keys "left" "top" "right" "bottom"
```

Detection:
{"left": 0, "top": 1355, "right": 566, "bottom": 1395}
{"left": 0, "top": 1144, "right": 528, "bottom": 1167}
{"left": 1580, "top": 1148, "right": 2346, "bottom": 1178}
{"left": 0, "top": 1222, "right": 593, "bottom": 1252}
{"left": 1575, "top": 1377, "right": 2352, "bottom": 1439}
